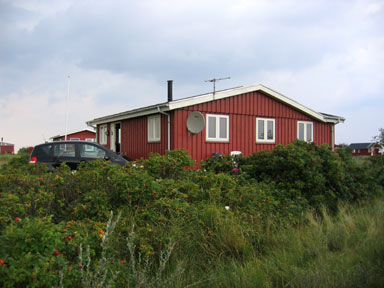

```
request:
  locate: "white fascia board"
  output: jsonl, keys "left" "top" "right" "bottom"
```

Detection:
{"left": 321, "top": 115, "right": 346, "bottom": 124}
{"left": 86, "top": 104, "right": 170, "bottom": 126}
{"left": 168, "top": 84, "right": 326, "bottom": 122}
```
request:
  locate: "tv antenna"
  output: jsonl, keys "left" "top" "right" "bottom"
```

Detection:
{"left": 65, "top": 76, "right": 70, "bottom": 141}
{"left": 205, "top": 77, "right": 230, "bottom": 98}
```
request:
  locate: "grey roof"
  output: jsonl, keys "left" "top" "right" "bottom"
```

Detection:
{"left": 349, "top": 143, "right": 376, "bottom": 150}
{"left": 0, "top": 142, "right": 14, "bottom": 146}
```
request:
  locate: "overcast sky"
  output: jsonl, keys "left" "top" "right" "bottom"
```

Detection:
{"left": 1, "top": 0, "right": 383, "bottom": 151}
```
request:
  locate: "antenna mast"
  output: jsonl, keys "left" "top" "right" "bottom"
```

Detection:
{"left": 65, "top": 76, "right": 70, "bottom": 141}
{"left": 205, "top": 77, "right": 230, "bottom": 98}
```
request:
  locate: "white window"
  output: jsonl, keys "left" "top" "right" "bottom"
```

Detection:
{"left": 148, "top": 115, "right": 161, "bottom": 142}
{"left": 70, "top": 138, "right": 80, "bottom": 141}
{"left": 99, "top": 124, "right": 107, "bottom": 145}
{"left": 85, "top": 138, "right": 95, "bottom": 142}
{"left": 256, "top": 118, "right": 275, "bottom": 143}
{"left": 206, "top": 114, "right": 229, "bottom": 142}
{"left": 297, "top": 121, "right": 313, "bottom": 142}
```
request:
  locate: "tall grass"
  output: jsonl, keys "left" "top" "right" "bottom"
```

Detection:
{"left": 199, "top": 199, "right": 384, "bottom": 288}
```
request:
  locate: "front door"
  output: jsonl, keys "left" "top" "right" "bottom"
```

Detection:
{"left": 110, "top": 122, "right": 121, "bottom": 153}
{"left": 115, "top": 123, "right": 121, "bottom": 153}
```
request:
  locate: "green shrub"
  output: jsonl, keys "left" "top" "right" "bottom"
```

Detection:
{"left": 0, "top": 145, "right": 383, "bottom": 287}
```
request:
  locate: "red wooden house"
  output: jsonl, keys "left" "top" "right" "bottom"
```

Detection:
{"left": 86, "top": 83, "right": 345, "bottom": 163}
{"left": 349, "top": 143, "right": 381, "bottom": 156}
{"left": 50, "top": 128, "right": 96, "bottom": 142}
{"left": 0, "top": 141, "right": 14, "bottom": 154}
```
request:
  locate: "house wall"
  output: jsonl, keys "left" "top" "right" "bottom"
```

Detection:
{"left": 171, "top": 91, "right": 333, "bottom": 163}
{"left": 0, "top": 145, "right": 14, "bottom": 154}
{"left": 119, "top": 114, "right": 169, "bottom": 159}
{"left": 97, "top": 90, "right": 334, "bottom": 163}
{"left": 352, "top": 148, "right": 380, "bottom": 156}
{"left": 54, "top": 131, "right": 96, "bottom": 141}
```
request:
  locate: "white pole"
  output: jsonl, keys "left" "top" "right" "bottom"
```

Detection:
{"left": 65, "top": 76, "right": 70, "bottom": 141}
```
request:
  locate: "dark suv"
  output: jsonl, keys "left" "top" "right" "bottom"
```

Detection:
{"left": 29, "top": 141, "right": 128, "bottom": 171}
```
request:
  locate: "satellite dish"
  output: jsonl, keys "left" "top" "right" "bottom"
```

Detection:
{"left": 187, "top": 111, "right": 205, "bottom": 134}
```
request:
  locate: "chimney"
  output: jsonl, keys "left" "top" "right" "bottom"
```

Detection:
{"left": 167, "top": 80, "right": 173, "bottom": 102}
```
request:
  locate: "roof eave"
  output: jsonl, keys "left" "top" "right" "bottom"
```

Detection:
{"left": 87, "top": 103, "right": 170, "bottom": 126}
{"left": 322, "top": 116, "right": 346, "bottom": 124}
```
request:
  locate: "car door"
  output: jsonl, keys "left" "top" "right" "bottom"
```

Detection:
{"left": 78, "top": 142, "right": 108, "bottom": 163}
{"left": 52, "top": 142, "right": 79, "bottom": 170}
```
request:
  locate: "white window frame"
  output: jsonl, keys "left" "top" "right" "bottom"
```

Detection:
{"left": 256, "top": 118, "right": 275, "bottom": 143}
{"left": 206, "top": 114, "right": 229, "bottom": 142}
{"left": 99, "top": 124, "right": 107, "bottom": 145}
{"left": 85, "top": 138, "right": 95, "bottom": 142}
{"left": 70, "top": 137, "right": 80, "bottom": 141}
{"left": 297, "top": 121, "right": 313, "bottom": 142}
{"left": 148, "top": 115, "right": 161, "bottom": 142}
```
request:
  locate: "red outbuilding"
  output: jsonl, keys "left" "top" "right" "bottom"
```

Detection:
{"left": 50, "top": 128, "right": 96, "bottom": 142}
{"left": 349, "top": 143, "right": 381, "bottom": 156}
{"left": 0, "top": 142, "right": 14, "bottom": 154}
{"left": 86, "top": 83, "right": 345, "bottom": 164}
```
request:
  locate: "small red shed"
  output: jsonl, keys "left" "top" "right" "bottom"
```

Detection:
{"left": 86, "top": 83, "right": 345, "bottom": 163}
{"left": 0, "top": 142, "right": 15, "bottom": 154}
{"left": 50, "top": 128, "right": 96, "bottom": 142}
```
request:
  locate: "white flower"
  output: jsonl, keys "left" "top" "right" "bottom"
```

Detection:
{"left": 225, "top": 206, "right": 230, "bottom": 210}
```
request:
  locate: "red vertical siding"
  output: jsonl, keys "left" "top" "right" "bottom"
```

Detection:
{"left": 171, "top": 91, "right": 334, "bottom": 164}
{"left": 0, "top": 145, "right": 14, "bottom": 154}
{"left": 111, "top": 90, "right": 335, "bottom": 163}
{"left": 120, "top": 114, "right": 168, "bottom": 159}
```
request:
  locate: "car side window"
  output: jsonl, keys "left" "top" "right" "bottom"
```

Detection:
{"left": 36, "top": 144, "right": 53, "bottom": 161}
{"left": 79, "top": 143, "right": 106, "bottom": 159}
{"left": 53, "top": 143, "right": 76, "bottom": 158}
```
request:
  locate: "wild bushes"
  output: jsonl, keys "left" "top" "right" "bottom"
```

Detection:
{"left": 0, "top": 143, "right": 383, "bottom": 287}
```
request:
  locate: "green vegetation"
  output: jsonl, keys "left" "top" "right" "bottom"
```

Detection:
{"left": 0, "top": 142, "right": 383, "bottom": 287}
{"left": 0, "top": 154, "right": 14, "bottom": 167}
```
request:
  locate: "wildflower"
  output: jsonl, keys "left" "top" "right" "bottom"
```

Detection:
{"left": 67, "top": 236, "right": 72, "bottom": 240}
{"left": 15, "top": 217, "right": 21, "bottom": 222}
{"left": 173, "top": 163, "right": 177, "bottom": 168}
{"left": 0, "top": 258, "right": 4, "bottom": 267}
{"left": 37, "top": 177, "right": 43, "bottom": 181}
{"left": 225, "top": 206, "right": 230, "bottom": 210}
{"left": 52, "top": 251, "right": 59, "bottom": 257}
{"left": 120, "top": 260, "right": 125, "bottom": 264}
{"left": 232, "top": 167, "right": 239, "bottom": 173}
{"left": 297, "top": 196, "right": 302, "bottom": 200}
{"left": 99, "top": 234, "right": 103, "bottom": 238}
{"left": 99, "top": 230, "right": 103, "bottom": 234}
